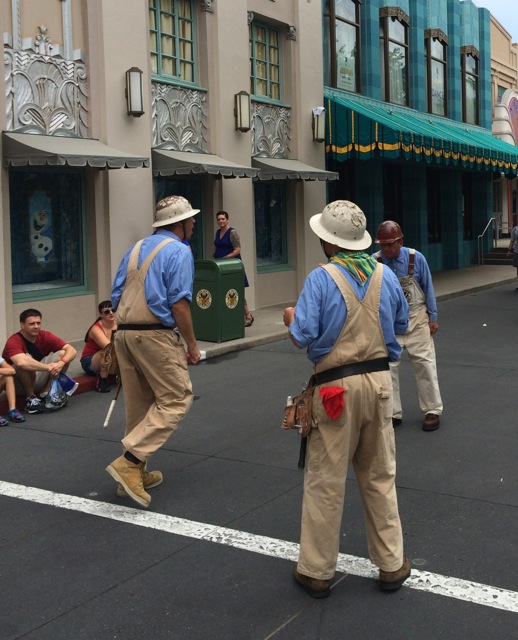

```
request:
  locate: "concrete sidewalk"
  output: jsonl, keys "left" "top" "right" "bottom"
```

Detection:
{"left": 62, "top": 262, "right": 516, "bottom": 377}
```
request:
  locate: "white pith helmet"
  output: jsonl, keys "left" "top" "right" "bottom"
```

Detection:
{"left": 309, "top": 200, "right": 372, "bottom": 250}
{"left": 152, "top": 195, "right": 200, "bottom": 228}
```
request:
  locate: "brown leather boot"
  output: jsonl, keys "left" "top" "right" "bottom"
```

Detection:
{"left": 379, "top": 556, "right": 411, "bottom": 591}
{"left": 293, "top": 566, "right": 331, "bottom": 598}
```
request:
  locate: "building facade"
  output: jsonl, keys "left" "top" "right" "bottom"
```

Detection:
{"left": 322, "top": 0, "right": 518, "bottom": 271}
{"left": 489, "top": 15, "right": 518, "bottom": 234}
{"left": 0, "top": 0, "right": 333, "bottom": 346}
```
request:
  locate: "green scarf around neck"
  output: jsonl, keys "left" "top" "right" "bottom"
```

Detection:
{"left": 329, "top": 250, "right": 378, "bottom": 286}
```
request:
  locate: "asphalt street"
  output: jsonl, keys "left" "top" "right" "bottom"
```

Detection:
{"left": 1, "top": 284, "right": 518, "bottom": 639}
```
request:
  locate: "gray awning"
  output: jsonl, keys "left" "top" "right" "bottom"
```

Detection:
{"left": 252, "top": 157, "right": 338, "bottom": 181}
{"left": 152, "top": 148, "right": 259, "bottom": 178}
{"left": 2, "top": 132, "right": 149, "bottom": 169}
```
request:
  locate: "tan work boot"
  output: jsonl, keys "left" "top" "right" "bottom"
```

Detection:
{"left": 117, "top": 467, "right": 163, "bottom": 497}
{"left": 106, "top": 455, "right": 151, "bottom": 508}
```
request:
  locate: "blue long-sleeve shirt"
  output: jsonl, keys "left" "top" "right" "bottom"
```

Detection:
{"left": 111, "top": 229, "right": 194, "bottom": 327}
{"left": 373, "top": 246, "right": 438, "bottom": 322}
{"left": 289, "top": 264, "right": 409, "bottom": 364}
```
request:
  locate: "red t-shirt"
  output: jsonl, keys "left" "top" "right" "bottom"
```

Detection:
{"left": 2, "top": 330, "right": 67, "bottom": 364}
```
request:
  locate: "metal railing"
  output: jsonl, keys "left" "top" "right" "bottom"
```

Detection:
{"left": 477, "top": 217, "right": 496, "bottom": 266}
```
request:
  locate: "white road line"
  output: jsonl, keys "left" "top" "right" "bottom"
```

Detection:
{"left": 1, "top": 480, "right": 517, "bottom": 614}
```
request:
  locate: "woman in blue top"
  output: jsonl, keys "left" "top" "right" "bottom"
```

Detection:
{"left": 213, "top": 211, "right": 254, "bottom": 326}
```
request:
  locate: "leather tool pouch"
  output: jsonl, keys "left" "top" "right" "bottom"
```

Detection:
{"left": 282, "top": 382, "right": 314, "bottom": 437}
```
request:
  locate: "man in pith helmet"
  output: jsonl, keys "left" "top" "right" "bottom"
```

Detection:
{"left": 106, "top": 196, "right": 201, "bottom": 508}
{"left": 283, "top": 200, "right": 411, "bottom": 598}
{"left": 373, "top": 221, "right": 443, "bottom": 432}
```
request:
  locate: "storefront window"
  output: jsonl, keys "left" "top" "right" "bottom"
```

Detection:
{"left": 254, "top": 182, "right": 287, "bottom": 269}
{"left": 323, "top": 0, "right": 360, "bottom": 92}
{"left": 9, "top": 170, "right": 85, "bottom": 299}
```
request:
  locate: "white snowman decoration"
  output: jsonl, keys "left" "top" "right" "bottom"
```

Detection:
{"left": 31, "top": 232, "right": 53, "bottom": 263}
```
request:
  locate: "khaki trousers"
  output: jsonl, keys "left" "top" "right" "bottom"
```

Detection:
{"left": 391, "top": 307, "right": 443, "bottom": 419}
{"left": 115, "top": 329, "right": 193, "bottom": 461}
{"left": 297, "top": 370, "right": 403, "bottom": 580}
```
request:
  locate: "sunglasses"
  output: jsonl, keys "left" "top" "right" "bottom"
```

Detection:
{"left": 102, "top": 308, "right": 116, "bottom": 315}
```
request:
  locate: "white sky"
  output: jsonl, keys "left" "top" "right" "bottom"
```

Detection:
{"left": 472, "top": 0, "right": 518, "bottom": 43}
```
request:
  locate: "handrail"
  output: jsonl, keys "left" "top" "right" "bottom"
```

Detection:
{"left": 477, "top": 217, "right": 496, "bottom": 266}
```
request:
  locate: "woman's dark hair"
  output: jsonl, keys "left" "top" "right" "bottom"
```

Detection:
{"left": 84, "top": 300, "right": 113, "bottom": 342}
{"left": 98, "top": 300, "right": 112, "bottom": 313}
{"left": 216, "top": 210, "right": 229, "bottom": 220}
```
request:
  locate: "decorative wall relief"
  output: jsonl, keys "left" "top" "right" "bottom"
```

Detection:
{"left": 252, "top": 102, "right": 291, "bottom": 158}
{"left": 4, "top": 28, "right": 87, "bottom": 136}
{"left": 152, "top": 82, "right": 208, "bottom": 151}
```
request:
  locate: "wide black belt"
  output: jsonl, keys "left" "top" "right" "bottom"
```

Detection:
{"left": 310, "top": 357, "right": 390, "bottom": 386}
{"left": 117, "top": 323, "right": 172, "bottom": 331}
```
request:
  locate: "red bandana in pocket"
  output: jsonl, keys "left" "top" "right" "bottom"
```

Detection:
{"left": 319, "top": 386, "right": 345, "bottom": 419}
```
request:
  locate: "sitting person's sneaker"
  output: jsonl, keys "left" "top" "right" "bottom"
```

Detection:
{"left": 96, "top": 376, "right": 111, "bottom": 393}
{"left": 7, "top": 408, "right": 25, "bottom": 423}
{"left": 25, "top": 395, "right": 43, "bottom": 414}
{"left": 0, "top": 415, "right": 8, "bottom": 427}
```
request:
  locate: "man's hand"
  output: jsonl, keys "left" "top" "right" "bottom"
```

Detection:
{"left": 429, "top": 321, "right": 439, "bottom": 336}
{"left": 47, "top": 360, "right": 65, "bottom": 378}
{"left": 283, "top": 307, "right": 295, "bottom": 328}
{"left": 186, "top": 344, "right": 201, "bottom": 365}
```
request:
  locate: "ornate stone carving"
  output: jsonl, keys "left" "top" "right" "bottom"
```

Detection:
{"left": 252, "top": 102, "right": 291, "bottom": 158}
{"left": 461, "top": 44, "right": 479, "bottom": 59}
{"left": 151, "top": 82, "right": 208, "bottom": 151}
{"left": 247, "top": 12, "right": 254, "bottom": 25}
{"left": 286, "top": 25, "right": 297, "bottom": 41}
{"left": 4, "top": 48, "right": 88, "bottom": 135}
{"left": 201, "top": 0, "right": 214, "bottom": 12}
{"left": 379, "top": 6, "right": 411, "bottom": 27}
{"left": 425, "top": 28, "right": 448, "bottom": 45}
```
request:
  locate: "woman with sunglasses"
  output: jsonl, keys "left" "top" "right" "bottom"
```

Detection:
{"left": 80, "top": 300, "right": 118, "bottom": 392}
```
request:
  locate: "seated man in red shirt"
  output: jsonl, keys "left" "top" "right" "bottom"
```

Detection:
{"left": 2, "top": 308, "right": 77, "bottom": 414}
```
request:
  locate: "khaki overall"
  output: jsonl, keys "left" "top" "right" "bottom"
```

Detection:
{"left": 390, "top": 249, "right": 443, "bottom": 419}
{"left": 115, "top": 239, "right": 193, "bottom": 461}
{"left": 297, "top": 264, "right": 404, "bottom": 579}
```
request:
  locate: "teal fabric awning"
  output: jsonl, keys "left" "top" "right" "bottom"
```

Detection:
{"left": 325, "top": 89, "right": 518, "bottom": 177}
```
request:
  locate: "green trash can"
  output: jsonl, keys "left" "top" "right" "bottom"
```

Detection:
{"left": 191, "top": 259, "right": 245, "bottom": 342}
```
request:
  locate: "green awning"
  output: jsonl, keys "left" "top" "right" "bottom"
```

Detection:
{"left": 3, "top": 132, "right": 149, "bottom": 169}
{"left": 324, "top": 89, "right": 518, "bottom": 177}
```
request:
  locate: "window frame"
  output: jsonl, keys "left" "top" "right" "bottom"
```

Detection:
{"left": 380, "top": 8, "right": 410, "bottom": 106}
{"left": 149, "top": 0, "right": 197, "bottom": 85}
{"left": 323, "top": 0, "right": 361, "bottom": 93}
{"left": 461, "top": 46, "right": 479, "bottom": 125}
{"left": 9, "top": 167, "right": 88, "bottom": 303}
{"left": 249, "top": 21, "right": 282, "bottom": 102}
{"left": 425, "top": 30, "right": 448, "bottom": 117}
